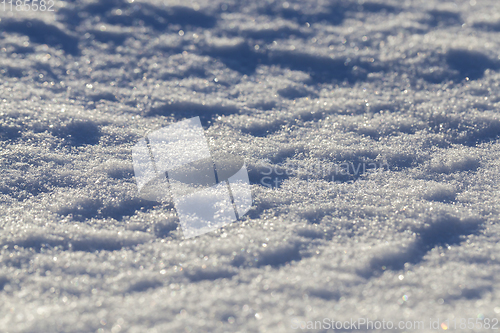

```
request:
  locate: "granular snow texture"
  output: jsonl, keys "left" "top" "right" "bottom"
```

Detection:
{"left": 1, "top": 0, "right": 500, "bottom": 332}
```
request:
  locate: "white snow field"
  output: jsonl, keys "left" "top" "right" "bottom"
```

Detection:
{"left": 2, "top": 0, "right": 500, "bottom": 332}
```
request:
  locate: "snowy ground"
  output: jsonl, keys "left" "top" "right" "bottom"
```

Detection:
{"left": 2, "top": 0, "right": 500, "bottom": 332}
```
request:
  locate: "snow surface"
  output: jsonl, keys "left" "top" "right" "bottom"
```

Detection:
{"left": 2, "top": 0, "right": 500, "bottom": 332}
